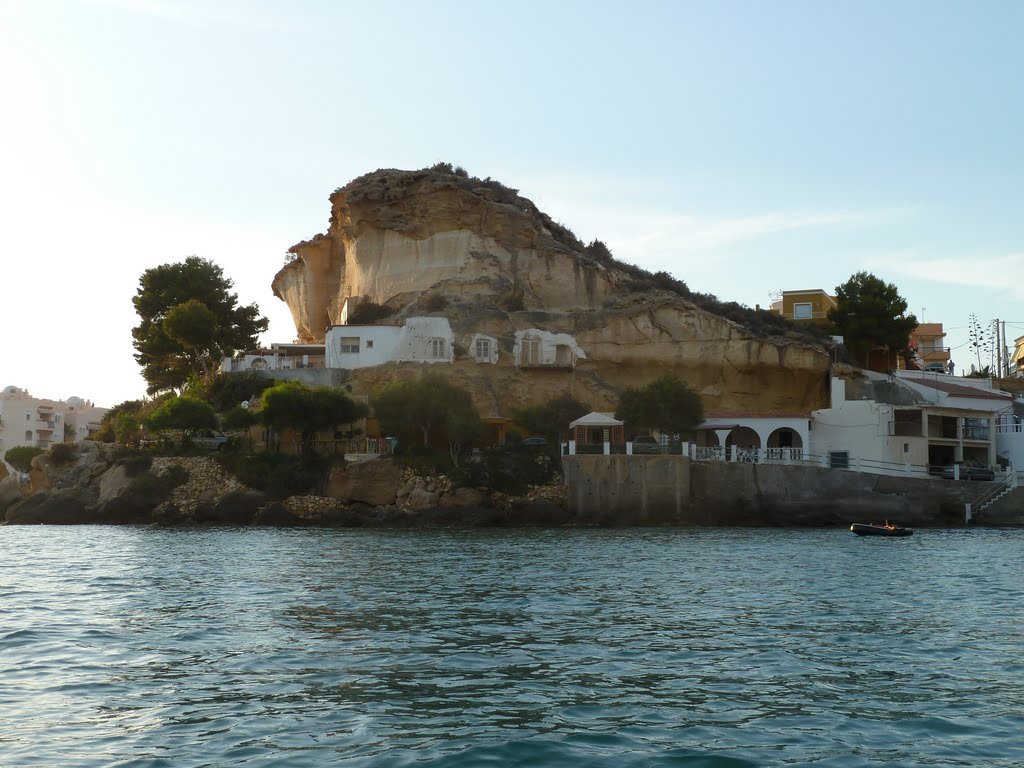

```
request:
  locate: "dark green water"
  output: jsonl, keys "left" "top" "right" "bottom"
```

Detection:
{"left": 1, "top": 526, "right": 1022, "bottom": 766}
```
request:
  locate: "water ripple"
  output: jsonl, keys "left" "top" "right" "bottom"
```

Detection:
{"left": 1, "top": 526, "right": 1023, "bottom": 766}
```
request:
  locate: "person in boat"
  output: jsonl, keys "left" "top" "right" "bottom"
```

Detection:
{"left": 884, "top": 520, "right": 898, "bottom": 530}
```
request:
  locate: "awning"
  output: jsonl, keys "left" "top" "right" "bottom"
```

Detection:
{"left": 569, "top": 411, "right": 624, "bottom": 428}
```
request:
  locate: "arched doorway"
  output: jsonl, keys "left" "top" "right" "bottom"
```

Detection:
{"left": 725, "top": 426, "right": 761, "bottom": 462}
{"left": 767, "top": 428, "right": 802, "bottom": 449}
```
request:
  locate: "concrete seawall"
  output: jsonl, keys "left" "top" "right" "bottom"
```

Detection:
{"left": 563, "top": 456, "right": 986, "bottom": 526}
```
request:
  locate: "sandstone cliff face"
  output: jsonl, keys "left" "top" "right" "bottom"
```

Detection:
{"left": 273, "top": 167, "right": 832, "bottom": 414}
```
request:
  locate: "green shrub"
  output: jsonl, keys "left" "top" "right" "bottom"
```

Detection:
{"left": 421, "top": 293, "right": 448, "bottom": 312}
{"left": 117, "top": 452, "right": 153, "bottom": 478}
{"left": 4, "top": 446, "right": 45, "bottom": 473}
{"left": 450, "top": 447, "right": 556, "bottom": 494}
{"left": 48, "top": 443, "right": 77, "bottom": 466}
{"left": 222, "top": 453, "right": 331, "bottom": 500}
{"left": 347, "top": 300, "right": 393, "bottom": 325}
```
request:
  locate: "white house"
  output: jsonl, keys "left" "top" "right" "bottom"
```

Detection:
{"left": 221, "top": 343, "right": 326, "bottom": 373}
{"left": 809, "top": 369, "right": 1011, "bottom": 474}
{"left": 694, "top": 415, "right": 809, "bottom": 461}
{"left": 513, "top": 329, "right": 586, "bottom": 368}
{"left": 325, "top": 317, "right": 455, "bottom": 369}
{"left": 0, "top": 386, "right": 107, "bottom": 465}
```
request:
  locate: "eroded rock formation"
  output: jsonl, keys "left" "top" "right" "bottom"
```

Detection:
{"left": 273, "top": 167, "right": 832, "bottom": 414}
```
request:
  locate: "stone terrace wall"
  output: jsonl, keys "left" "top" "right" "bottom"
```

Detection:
{"left": 564, "top": 456, "right": 983, "bottom": 527}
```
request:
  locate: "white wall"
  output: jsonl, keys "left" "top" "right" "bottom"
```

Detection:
{"left": 394, "top": 317, "right": 455, "bottom": 363}
{"left": 810, "top": 399, "right": 900, "bottom": 465}
{"left": 325, "top": 317, "right": 454, "bottom": 368}
{"left": 326, "top": 325, "right": 403, "bottom": 368}
{"left": 512, "top": 329, "right": 586, "bottom": 368}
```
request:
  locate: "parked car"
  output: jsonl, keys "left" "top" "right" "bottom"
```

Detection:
{"left": 186, "top": 429, "right": 229, "bottom": 451}
{"left": 521, "top": 437, "right": 548, "bottom": 447}
{"left": 632, "top": 435, "right": 662, "bottom": 454}
{"left": 924, "top": 362, "right": 947, "bottom": 373}
{"left": 940, "top": 461, "right": 995, "bottom": 481}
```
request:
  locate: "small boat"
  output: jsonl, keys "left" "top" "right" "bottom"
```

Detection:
{"left": 850, "top": 523, "right": 913, "bottom": 537}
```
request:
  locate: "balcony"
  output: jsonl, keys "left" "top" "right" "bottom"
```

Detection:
{"left": 35, "top": 420, "right": 55, "bottom": 432}
{"left": 890, "top": 422, "right": 923, "bottom": 437}
{"left": 963, "top": 424, "right": 990, "bottom": 441}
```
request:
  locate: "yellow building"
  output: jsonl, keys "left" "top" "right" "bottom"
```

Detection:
{"left": 908, "top": 323, "right": 950, "bottom": 372}
{"left": 1010, "top": 335, "right": 1024, "bottom": 378}
{"left": 770, "top": 289, "right": 837, "bottom": 323}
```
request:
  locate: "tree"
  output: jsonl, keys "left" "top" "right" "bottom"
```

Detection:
{"left": 145, "top": 395, "right": 218, "bottom": 434}
{"left": 513, "top": 394, "right": 590, "bottom": 444}
{"left": 4, "top": 446, "right": 45, "bottom": 473}
{"left": 259, "top": 381, "right": 368, "bottom": 454}
{"left": 372, "top": 373, "right": 482, "bottom": 463}
{"left": 132, "top": 256, "right": 268, "bottom": 394}
{"left": 828, "top": 272, "right": 917, "bottom": 369}
{"left": 614, "top": 374, "right": 704, "bottom": 437}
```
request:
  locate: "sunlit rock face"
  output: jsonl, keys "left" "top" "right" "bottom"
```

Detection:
{"left": 273, "top": 167, "right": 831, "bottom": 415}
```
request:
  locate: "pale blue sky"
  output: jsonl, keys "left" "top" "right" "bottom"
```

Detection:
{"left": 2, "top": 0, "right": 1022, "bottom": 406}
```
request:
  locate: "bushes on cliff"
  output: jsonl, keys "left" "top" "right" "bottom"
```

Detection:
{"left": 512, "top": 394, "right": 590, "bottom": 447}
{"left": 222, "top": 453, "right": 329, "bottom": 500}
{"left": 4, "top": 446, "right": 45, "bottom": 473}
{"left": 451, "top": 447, "right": 557, "bottom": 494}
{"left": 615, "top": 374, "right": 704, "bottom": 438}
{"left": 203, "top": 372, "right": 274, "bottom": 413}
{"left": 346, "top": 300, "right": 393, "bottom": 325}
{"left": 48, "top": 443, "right": 76, "bottom": 466}
{"left": 372, "top": 373, "right": 482, "bottom": 465}
{"left": 259, "top": 381, "right": 368, "bottom": 455}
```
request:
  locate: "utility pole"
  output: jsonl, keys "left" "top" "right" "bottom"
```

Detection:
{"left": 995, "top": 318, "right": 1002, "bottom": 379}
{"left": 1002, "top": 320, "right": 1009, "bottom": 378}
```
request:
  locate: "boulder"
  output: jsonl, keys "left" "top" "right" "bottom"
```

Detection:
{"left": 195, "top": 490, "right": 267, "bottom": 525}
{"left": 6, "top": 490, "right": 93, "bottom": 524}
{"left": 0, "top": 475, "right": 27, "bottom": 517}
{"left": 254, "top": 502, "right": 304, "bottom": 527}
{"left": 324, "top": 459, "right": 402, "bottom": 506}
{"left": 93, "top": 490, "right": 160, "bottom": 525}
{"left": 438, "top": 486, "right": 489, "bottom": 509}
{"left": 406, "top": 487, "right": 440, "bottom": 511}
{"left": 97, "top": 465, "right": 133, "bottom": 504}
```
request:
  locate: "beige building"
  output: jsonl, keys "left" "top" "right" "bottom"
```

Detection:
{"left": 0, "top": 386, "right": 107, "bottom": 465}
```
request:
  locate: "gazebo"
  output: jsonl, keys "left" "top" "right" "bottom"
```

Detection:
{"left": 568, "top": 412, "right": 625, "bottom": 452}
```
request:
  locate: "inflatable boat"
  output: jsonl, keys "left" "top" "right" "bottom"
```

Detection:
{"left": 850, "top": 523, "right": 913, "bottom": 537}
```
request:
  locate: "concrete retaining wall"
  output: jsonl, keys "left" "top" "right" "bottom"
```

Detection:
{"left": 564, "top": 456, "right": 983, "bottom": 526}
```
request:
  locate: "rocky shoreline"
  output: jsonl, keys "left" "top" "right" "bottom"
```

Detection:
{"left": 0, "top": 444, "right": 570, "bottom": 528}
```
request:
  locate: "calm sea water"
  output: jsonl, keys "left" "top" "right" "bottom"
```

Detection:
{"left": 1, "top": 526, "right": 1023, "bottom": 767}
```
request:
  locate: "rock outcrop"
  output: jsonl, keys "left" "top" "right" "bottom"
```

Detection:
{"left": 272, "top": 167, "right": 832, "bottom": 414}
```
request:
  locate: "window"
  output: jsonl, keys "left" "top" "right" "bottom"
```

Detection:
{"left": 366, "top": 340, "right": 374, "bottom": 349}
{"left": 430, "top": 338, "right": 446, "bottom": 359}
{"left": 828, "top": 450, "right": 849, "bottom": 469}
{"left": 339, "top": 336, "right": 360, "bottom": 354}
{"left": 475, "top": 338, "right": 490, "bottom": 360}
{"left": 521, "top": 337, "right": 541, "bottom": 366}
{"left": 793, "top": 302, "right": 813, "bottom": 320}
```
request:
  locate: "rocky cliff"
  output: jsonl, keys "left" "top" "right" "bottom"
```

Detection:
{"left": 273, "top": 166, "right": 832, "bottom": 414}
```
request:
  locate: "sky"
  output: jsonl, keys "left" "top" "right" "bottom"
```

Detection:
{"left": 2, "top": 0, "right": 1022, "bottom": 408}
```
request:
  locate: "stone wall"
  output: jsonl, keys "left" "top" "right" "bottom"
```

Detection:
{"left": 564, "top": 456, "right": 984, "bottom": 526}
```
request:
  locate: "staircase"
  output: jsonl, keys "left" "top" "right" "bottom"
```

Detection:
{"left": 970, "top": 472, "right": 1022, "bottom": 523}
